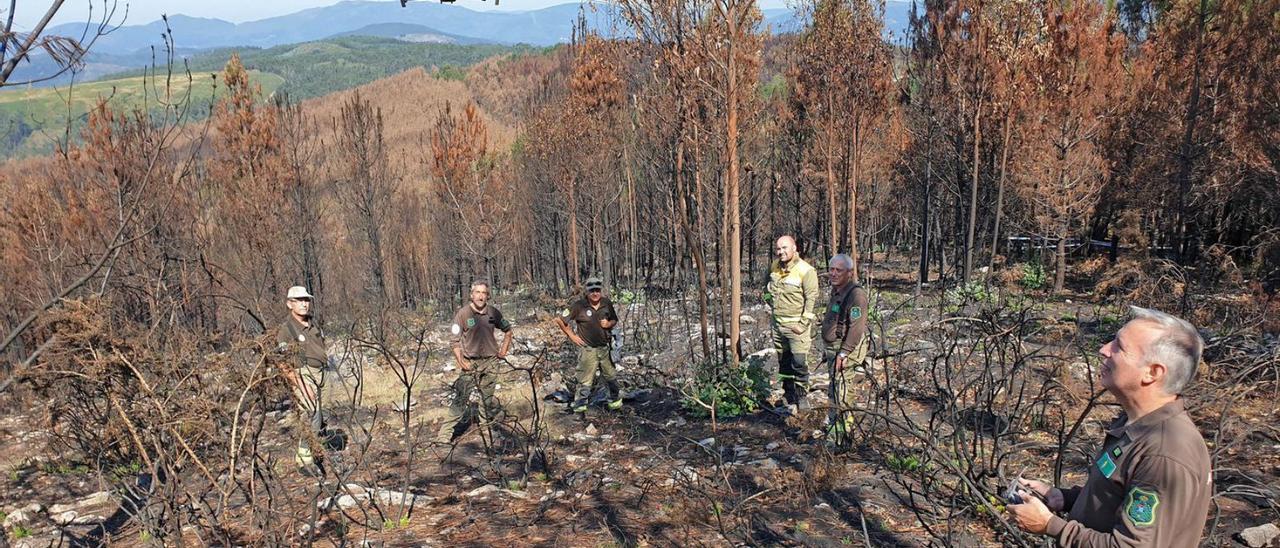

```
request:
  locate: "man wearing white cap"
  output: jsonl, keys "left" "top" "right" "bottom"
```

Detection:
{"left": 276, "top": 285, "right": 330, "bottom": 476}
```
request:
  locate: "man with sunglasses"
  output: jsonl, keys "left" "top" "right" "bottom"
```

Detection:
{"left": 557, "top": 276, "right": 622, "bottom": 413}
{"left": 276, "top": 285, "right": 330, "bottom": 476}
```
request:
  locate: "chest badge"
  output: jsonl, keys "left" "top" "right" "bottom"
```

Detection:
{"left": 1096, "top": 452, "right": 1118, "bottom": 478}
{"left": 832, "top": 304, "right": 841, "bottom": 313}
{"left": 587, "top": 310, "right": 593, "bottom": 317}
{"left": 297, "top": 334, "right": 306, "bottom": 343}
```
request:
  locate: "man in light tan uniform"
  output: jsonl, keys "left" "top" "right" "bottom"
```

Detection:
{"left": 764, "top": 235, "right": 820, "bottom": 412}
{"left": 819, "top": 253, "right": 870, "bottom": 444}
{"left": 1008, "top": 306, "right": 1212, "bottom": 547}
{"left": 436, "top": 281, "right": 513, "bottom": 444}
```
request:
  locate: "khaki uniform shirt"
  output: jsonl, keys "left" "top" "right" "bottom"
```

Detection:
{"left": 764, "top": 256, "right": 819, "bottom": 327}
{"left": 276, "top": 317, "right": 328, "bottom": 373}
{"left": 451, "top": 304, "right": 511, "bottom": 359}
{"left": 821, "top": 282, "right": 869, "bottom": 354}
{"left": 562, "top": 297, "right": 618, "bottom": 348}
{"left": 1047, "top": 399, "right": 1212, "bottom": 547}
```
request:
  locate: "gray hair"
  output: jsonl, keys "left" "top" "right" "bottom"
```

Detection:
{"left": 470, "top": 280, "right": 491, "bottom": 292}
{"left": 1130, "top": 306, "right": 1204, "bottom": 395}
{"left": 829, "top": 254, "right": 854, "bottom": 270}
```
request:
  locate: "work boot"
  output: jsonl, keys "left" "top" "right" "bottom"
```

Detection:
{"left": 572, "top": 401, "right": 588, "bottom": 413}
{"left": 607, "top": 399, "right": 623, "bottom": 410}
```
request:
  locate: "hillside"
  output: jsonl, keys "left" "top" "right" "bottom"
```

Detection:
{"left": 0, "top": 38, "right": 537, "bottom": 159}
{"left": 0, "top": 70, "right": 284, "bottom": 158}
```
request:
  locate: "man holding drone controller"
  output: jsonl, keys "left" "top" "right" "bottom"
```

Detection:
{"left": 1006, "top": 307, "right": 1212, "bottom": 547}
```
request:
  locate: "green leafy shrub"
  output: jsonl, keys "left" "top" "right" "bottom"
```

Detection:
{"left": 682, "top": 359, "right": 769, "bottom": 419}
{"left": 1019, "top": 262, "right": 1047, "bottom": 290}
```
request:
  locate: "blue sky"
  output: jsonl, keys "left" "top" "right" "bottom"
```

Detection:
{"left": 12, "top": 0, "right": 791, "bottom": 29}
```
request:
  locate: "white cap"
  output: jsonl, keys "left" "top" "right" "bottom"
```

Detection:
{"left": 286, "top": 286, "right": 314, "bottom": 300}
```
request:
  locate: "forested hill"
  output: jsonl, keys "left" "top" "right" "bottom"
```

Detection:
{"left": 0, "top": 38, "right": 539, "bottom": 159}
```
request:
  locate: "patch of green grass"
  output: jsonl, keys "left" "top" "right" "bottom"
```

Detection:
{"left": 13, "top": 525, "right": 34, "bottom": 538}
{"left": 111, "top": 461, "right": 143, "bottom": 480}
{"left": 885, "top": 453, "right": 922, "bottom": 473}
{"left": 382, "top": 516, "right": 410, "bottom": 530}
{"left": 40, "top": 461, "right": 91, "bottom": 475}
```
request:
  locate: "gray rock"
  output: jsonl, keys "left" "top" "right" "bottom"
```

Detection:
{"left": 3, "top": 508, "right": 36, "bottom": 527}
{"left": 1239, "top": 524, "right": 1280, "bottom": 548}
{"left": 620, "top": 355, "right": 641, "bottom": 367}
{"left": 79, "top": 490, "right": 112, "bottom": 508}
{"left": 72, "top": 514, "right": 105, "bottom": 525}
{"left": 317, "top": 485, "right": 432, "bottom": 510}
{"left": 765, "top": 442, "right": 781, "bottom": 451}
{"left": 697, "top": 437, "right": 715, "bottom": 448}
{"left": 48, "top": 502, "right": 76, "bottom": 515}
{"left": 739, "top": 314, "right": 757, "bottom": 325}
{"left": 54, "top": 510, "right": 78, "bottom": 525}
{"left": 467, "top": 484, "right": 500, "bottom": 498}
{"left": 746, "top": 458, "right": 780, "bottom": 473}
{"left": 584, "top": 423, "right": 599, "bottom": 437}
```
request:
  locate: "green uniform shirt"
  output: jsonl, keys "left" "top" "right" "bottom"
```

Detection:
{"left": 451, "top": 304, "right": 511, "bottom": 359}
{"left": 821, "top": 282, "right": 869, "bottom": 353}
{"left": 765, "top": 256, "right": 819, "bottom": 326}
{"left": 276, "top": 317, "right": 328, "bottom": 373}
{"left": 1047, "top": 399, "right": 1212, "bottom": 547}
{"left": 562, "top": 297, "right": 618, "bottom": 348}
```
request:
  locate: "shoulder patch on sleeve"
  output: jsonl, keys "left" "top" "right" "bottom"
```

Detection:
{"left": 1125, "top": 487, "right": 1159, "bottom": 527}
{"left": 450, "top": 324, "right": 462, "bottom": 335}
{"left": 561, "top": 308, "right": 571, "bottom": 318}
{"left": 849, "top": 307, "right": 862, "bottom": 320}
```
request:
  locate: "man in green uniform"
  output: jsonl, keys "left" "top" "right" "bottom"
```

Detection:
{"left": 1008, "top": 306, "right": 1212, "bottom": 547}
{"left": 819, "top": 253, "right": 870, "bottom": 444}
{"left": 275, "top": 285, "right": 330, "bottom": 476}
{"left": 556, "top": 276, "right": 621, "bottom": 413}
{"left": 436, "top": 281, "right": 513, "bottom": 444}
{"left": 764, "top": 235, "right": 820, "bottom": 413}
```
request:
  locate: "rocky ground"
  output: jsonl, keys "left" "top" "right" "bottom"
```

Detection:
{"left": 2, "top": 267, "right": 1278, "bottom": 546}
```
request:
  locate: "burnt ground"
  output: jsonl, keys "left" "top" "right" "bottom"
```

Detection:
{"left": 2, "top": 261, "right": 1278, "bottom": 546}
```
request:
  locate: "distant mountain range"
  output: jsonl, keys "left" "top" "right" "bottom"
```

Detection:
{"left": 43, "top": 0, "right": 914, "bottom": 54}
{"left": 10, "top": 1, "right": 914, "bottom": 87}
